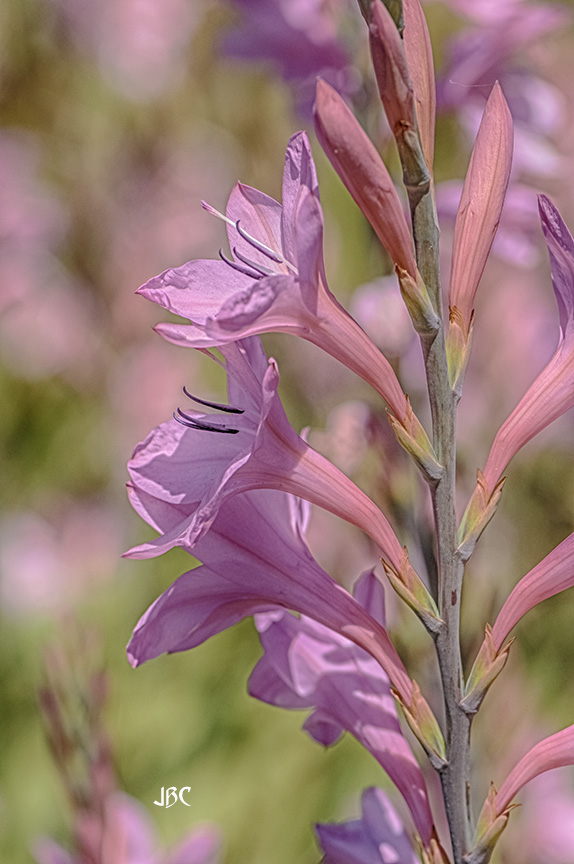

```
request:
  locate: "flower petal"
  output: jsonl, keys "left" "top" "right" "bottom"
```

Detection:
{"left": 316, "top": 787, "right": 420, "bottom": 864}
{"left": 313, "top": 78, "right": 417, "bottom": 277}
{"left": 491, "top": 532, "right": 574, "bottom": 650}
{"left": 448, "top": 81, "right": 513, "bottom": 331}
{"left": 403, "top": 0, "right": 436, "bottom": 170}
{"left": 496, "top": 725, "right": 574, "bottom": 814}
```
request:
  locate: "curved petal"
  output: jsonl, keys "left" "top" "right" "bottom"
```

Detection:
{"left": 226, "top": 182, "right": 283, "bottom": 268}
{"left": 137, "top": 260, "right": 250, "bottom": 323}
{"left": 316, "top": 787, "right": 420, "bottom": 864}
{"left": 496, "top": 725, "right": 574, "bottom": 814}
{"left": 281, "top": 131, "right": 320, "bottom": 263}
{"left": 491, "top": 532, "right": 574, "bottom": 650}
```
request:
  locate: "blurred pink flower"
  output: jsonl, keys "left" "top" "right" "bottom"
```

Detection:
{"left": 46, "top": 0, "right": 200, "bottom": 101}
{"left": 222, "top": 0, "right": 355, "bottom": 115}
{"left": 0, "top": 503, "right": 123, "bottom": 615}
{"left": 34, "top": 793, "right": 221, "bottom": 864}
{"left": 519, "top": 771, "right": 574, "bottom": 864}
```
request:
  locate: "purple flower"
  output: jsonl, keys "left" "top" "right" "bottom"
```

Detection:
{"left": 249, "top": 570, "right": 434, "bottom": 844}
{"left": 127, "top": 489, "right": 413, "bottom": 703}
{"left": 125, "top": 336, "right": 405, "bottom": 570}
{"left": 137, "top": 132, "right": 410, "bottom": 422}
{"left": 316, "top": 787, "right": 420, "bottom": 864}
{"left": 221, "top": 0, "right": 353, "bottom": 115}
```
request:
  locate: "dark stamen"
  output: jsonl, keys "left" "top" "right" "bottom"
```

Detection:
{"left": 235, "top": 220, "right": 284, "bottom": 263}
{"left": 183, "top": 386, "right": 244, "bottom": 415}
{"left": 218, "top": 248, "right": 262, "bottom": 280}
{"left": 174, "top": 408, "right": 239, "bottom": 434}
{"left": 232, "top": 246, "right": 275, "bottom": 277}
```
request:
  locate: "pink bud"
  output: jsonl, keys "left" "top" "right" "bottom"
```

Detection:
{"left": 313, "top": 78, "right": 417, "bottom": 276}
{"left": 403, "top": 0, "right": 436, "bottom": 169}
{"left": 448, "top": 82, "right": 513, "bottom": 332}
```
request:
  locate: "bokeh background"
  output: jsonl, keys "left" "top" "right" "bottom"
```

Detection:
{"left": 1, "top": 1, "right": 574, "bottom": 862}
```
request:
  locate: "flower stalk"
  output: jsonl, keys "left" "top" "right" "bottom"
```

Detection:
{"left": 368, "top": 2, "right": 473, "bottom": 857}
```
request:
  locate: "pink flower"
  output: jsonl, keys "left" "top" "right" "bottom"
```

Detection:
{"left": 496, "top": 725, "right": 574, "bottom": 815}
{"left": 483, "top": 196, "right": 574, "bottom": 492}
{"left": 125, "top": 336, "right": 405, "bottom": 569}
{"left": 316, "top": 787, "right": 420, "bottom": 864}
{"left": 127, "top": 489, "right": 413, "bottom": 702}
{"left": 138, "top": 131, "right": 410, "bottom": 421}
{"left": 249, "top": 571, "right": 434, "bottom": 844}
{"left": 490, "top": 532, "right": 574, "bottom": 651}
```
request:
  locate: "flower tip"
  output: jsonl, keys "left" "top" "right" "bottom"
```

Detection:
{"left": 126, "top": 649, "right": 140, "bottom": 669}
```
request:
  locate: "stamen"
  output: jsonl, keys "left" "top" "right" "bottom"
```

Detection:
{"left": 218, "top": 249, "right": 262, "bottom": 280}
{"left": 174, "top": 408, "right": 239, "bottom": 434}
{"left": 236, "top": 220, "right": 298, "bottom": 275}
{"left": 232, "top": 246, "right": 275, "bottom": 277}
{"left": 183, "top": 386, "right": 244, "bottom": 415}
{"left": 235, "top": 220, "right": 284, "bottom": 263}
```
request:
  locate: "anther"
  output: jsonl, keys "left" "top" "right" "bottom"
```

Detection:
{"left": 174, "top": 408, "right": 239, "bottom": 435}
{"left": 218, "top": 249, "right": 263, "bottom": 280}
{"left": 182, "top": 386, "right": 244, "bottom": 415}
{"left": 235, "top": 220, "right": 298, "bottom": 274}
{"left": 232, "top": 247, "right": 274, "bottom": 277}
{"left": 235, "top": 220, "right": 284, "bottom": 263}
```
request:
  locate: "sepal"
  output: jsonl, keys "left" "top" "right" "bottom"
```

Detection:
{"left": 382, "top": 549, "right": 442, "bottom": 635}
{"left": 446, "top": 306, "right": 474, "bottom": 395}
{"left": 457, "top": 470, "right": 505, "bottom": 561}
{"left": 397, "top": 266, "right": 441, "bottom": 336}
{"left": 420, "top": 834, "right": 452, "bottom": 864}
{"left": 394, "top": 681, "right": 447, "bottom": 770}
{"left": 460, "top": 625, "right": 513, "bottom": 715}
{"left": 388, "top": 397, "right": 443, "bottom": 484}
{"left": 463, "top": 785, "right": 515, "bottom": 864}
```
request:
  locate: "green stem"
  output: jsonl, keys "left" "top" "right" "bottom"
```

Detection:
{"left": 395, "top": 105, "right": 473, "bottom": 864}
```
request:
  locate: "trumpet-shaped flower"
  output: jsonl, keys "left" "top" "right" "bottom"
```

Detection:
{"left": 138, "top": 131, "right": 409, "bottom": 420}
{"left": 483, "top": 195, "right": 574, "bottom": 492}
{"left": 127, "top": 488, "right": 413, "bottom": 702}
{"left": 316, "top": 787, "right": 420, "bottom": 864}
{"left": 490, "top": 532, "right": 574, "bottom": 650}
{"left": 249, "top": 571, "right": 434, "bottom": 844}
{"left": 495, "top": 725, "right": 574, "bottom": 816}
{"left": 125, "top": 336, "right": 404, "bottom": 568}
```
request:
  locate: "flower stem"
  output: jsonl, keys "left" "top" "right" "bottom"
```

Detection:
{"left": 395, "top": 90, "right": 473, "bottom": 864}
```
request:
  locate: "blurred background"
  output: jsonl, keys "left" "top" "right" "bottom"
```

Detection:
{"left": 1, "top": 1, "right": 574, "bottom": 862}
